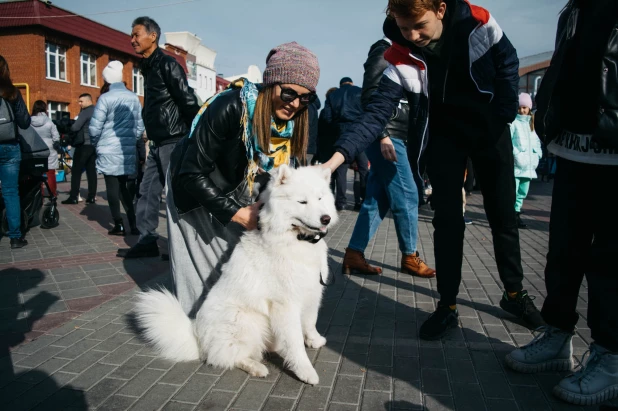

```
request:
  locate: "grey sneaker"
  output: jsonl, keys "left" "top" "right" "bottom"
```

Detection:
{"left": 553, "top": 343, "right": 618, "bottom": 406}
{"left": 505, "top": 326, "right": 574, "bottom": 373}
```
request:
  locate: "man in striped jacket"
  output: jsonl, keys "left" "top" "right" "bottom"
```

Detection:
{"left": 322, "top": 0, "right": 544, "bottom": 340}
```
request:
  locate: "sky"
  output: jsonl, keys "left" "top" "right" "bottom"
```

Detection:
{"left": 47, "top": 0, "right": 566, "bottom": 102}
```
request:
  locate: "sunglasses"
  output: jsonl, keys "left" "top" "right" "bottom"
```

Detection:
{"left": 278, "top": 85, "right": 317, "bottom": 106}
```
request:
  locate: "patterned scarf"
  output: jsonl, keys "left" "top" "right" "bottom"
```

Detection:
{"left": 189, "top": 78, "right": 294, "bottom": 193}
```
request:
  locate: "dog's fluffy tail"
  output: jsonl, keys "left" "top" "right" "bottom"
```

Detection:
{"left": 134, "top": 288, "right": 200, "bottom": 362}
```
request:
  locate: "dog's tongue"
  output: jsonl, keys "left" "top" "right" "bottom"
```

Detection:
{"left": 319, "top": 226, "right": 328, "bottom": 233}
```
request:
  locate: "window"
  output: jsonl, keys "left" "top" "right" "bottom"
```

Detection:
{"left": 45, "top": 43, "right": 67, "bottom": 81}
{"left": 209, "top": 78, "right": 213, "bottom": 91}
{"left": 80, "top": 53, "right": 97, "bottom": 86}
{"left": 132, "top": 67, "right": 144, "bottom": 96}
{"left": 47, "top": 101, "right": 69, "bottom": 121}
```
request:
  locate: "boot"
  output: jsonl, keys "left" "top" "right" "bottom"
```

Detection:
{"left": 108, "top": 219, "right": 126, "bottom": 236}
{"left": 516, "top": 212, "right": 528, "bottom": 229}
{"left": 342, "top": 248, "right": 382, "bottom": 275}
{"left": 401, "top": 251, "right": 436, "bottom": 278}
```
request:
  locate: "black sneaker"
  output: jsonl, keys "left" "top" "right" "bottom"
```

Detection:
{"left": 419, "top": 303, "right": 459, "bottom": 340}
{"left": 10, "top": 237, "right": 28, "bottom": 249}
{"left": 61, "top": 197, "right": 78, "bottom": 205}
{"left": 117, "top": 242, "right": 159, "bottom": 258}
{"left": 500, "top": 290, "right": 545, "bottom": 329}
{"left": 85, "top": 196, "right": 96, "bottom": 204}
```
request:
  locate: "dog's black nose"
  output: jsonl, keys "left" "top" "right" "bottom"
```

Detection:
{"left": 320, "top": 215, "right": 331, "bottom": 225}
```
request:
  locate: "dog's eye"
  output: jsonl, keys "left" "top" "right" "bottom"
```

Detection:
{"left": 298, "top": 201, "right": 307, "bottom": 205}
{"left": 318, "top": 197, "right": 322, "bottom": 201}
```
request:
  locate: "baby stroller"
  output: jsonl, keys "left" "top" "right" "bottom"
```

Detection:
{"left": 0, "top": 125, "right": 60, "bottom": 235}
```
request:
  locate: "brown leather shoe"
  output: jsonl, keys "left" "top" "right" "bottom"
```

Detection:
{"left": 401, "top": 251, "right": 436, "bottom": 278}
{"left": 342, "top": 248, "right": 382, "bottom": 275}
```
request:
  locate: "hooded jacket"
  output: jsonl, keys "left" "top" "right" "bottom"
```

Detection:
{"left": 30, "top": 113, "right": 60, "bottom": 170}
{"left": 89, "top": 83, "right": 145, "bottom": 176}
{"left": 510, "top": 114, "right": 542, "bottom": 179}
{"left": 334, "top": 0, "right": 518, "bottom": 166}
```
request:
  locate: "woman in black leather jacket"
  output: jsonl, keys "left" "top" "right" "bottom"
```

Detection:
{"left": 166, "top": 42, "right": 321, "bottom": 316}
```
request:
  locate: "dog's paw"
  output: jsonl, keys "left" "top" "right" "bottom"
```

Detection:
{"left": 295, "top": 366, "right": 319, "bottom": 385}
{"left": 249, "top": 363, "right": 269, "bottom": 378}
{"left": 237, "top": 359, "right": 269, "bottom": 378}
{"left": 305, "top": 334, "right": 327, "bottom": 349}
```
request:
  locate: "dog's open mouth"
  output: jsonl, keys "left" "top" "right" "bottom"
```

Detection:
{"left": 292, "top": 220, "right": 329, "bottom": 236}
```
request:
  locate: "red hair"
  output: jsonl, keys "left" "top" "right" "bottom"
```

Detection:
{"left": 386, "top": 0, "right": 443, "bottom": 18}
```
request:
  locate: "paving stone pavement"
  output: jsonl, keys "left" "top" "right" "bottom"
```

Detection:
{"left": 0, "top": 178, "right": 169, "bottom": 348}
{"left": 0, "top": 178, "right": 607, "bottom": 411}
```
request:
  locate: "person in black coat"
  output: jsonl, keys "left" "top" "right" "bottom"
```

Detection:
{"left": 321, "top": 77, "right": 368, "bottom": 211}
{"left": 505, "top": 1, "right": 618, "bottom": 406}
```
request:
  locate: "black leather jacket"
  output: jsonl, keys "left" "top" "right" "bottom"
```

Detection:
{"left": 169, "top": 89, "right": 251, "bottom": 225}
{"left": 535, "top": 0, "right": 618, "bottom": 149}
{"left": 362, "top": 39, "right": 410, "bottom": 141}
{"left": 70, "top": 105, "right": 94, "bottom": 145}
{"left": 140, "top": 47, "right": 200, "bottom": 145}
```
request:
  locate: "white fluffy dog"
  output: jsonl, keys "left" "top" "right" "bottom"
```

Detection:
{"left": 134, "top": 165, "right": 338, "bottom": 385}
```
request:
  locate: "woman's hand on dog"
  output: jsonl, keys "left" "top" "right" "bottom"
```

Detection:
{"left": 231, "top": 202, "right": 263, "bottom": 230}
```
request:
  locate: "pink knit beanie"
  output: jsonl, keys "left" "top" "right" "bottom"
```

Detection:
{"left": 519, "top": 93, "right": 533, "bottom": 110}
{"left": 262, "top": 42, "right": 320, "bottom": 92}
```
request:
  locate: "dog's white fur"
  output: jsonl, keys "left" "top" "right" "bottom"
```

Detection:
{"left": 134, "top": 165, "right": 338, "bottom": 385}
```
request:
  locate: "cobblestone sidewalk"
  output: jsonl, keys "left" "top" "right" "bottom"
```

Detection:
{"left": 0, "top": 179, "right": 603, "bottom": 410}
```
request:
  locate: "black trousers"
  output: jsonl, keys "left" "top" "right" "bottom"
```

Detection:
{"left": 426, "top": 127, "right": 524, "bottom": 305}
{"left": 542, "top": 157, "right": 618, "bottom": 351}
{"left": 334, "top": 151, "right": 368, "bottom": 208}
{"left": 70, "top": 145, "right": 97, "bottom": 198}
{"left": 104, "top": 175, "right": 136, "bottom": 227}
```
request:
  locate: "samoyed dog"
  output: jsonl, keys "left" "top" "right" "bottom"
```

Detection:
{"left": 134, "top": 165, "right": 338, "bottom": 385}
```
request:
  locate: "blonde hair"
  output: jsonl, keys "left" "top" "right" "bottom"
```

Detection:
{"left": 530, "top": 112, "right": 535, "bottom": 132}
{"left": 252, "top": 85, "right": 309, "bottom": 163}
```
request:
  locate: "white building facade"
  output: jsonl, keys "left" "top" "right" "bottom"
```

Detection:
{"left": 225, "top": 65, "right": 262, "bottom": 84}
{"left": 164, "top": 31, "right": 218, "bottom": 103}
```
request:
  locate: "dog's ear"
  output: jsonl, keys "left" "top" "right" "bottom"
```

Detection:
{"left": 274, "top": 164, "right": 293, "bottom": 185}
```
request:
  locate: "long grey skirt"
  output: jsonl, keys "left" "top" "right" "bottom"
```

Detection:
{"left": 166, "top": 172, "right": 245, "bottom": 317}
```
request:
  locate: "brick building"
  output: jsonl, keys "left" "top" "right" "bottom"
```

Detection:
{"left": 0, "top": 0, "right": 187, "bottom": 119}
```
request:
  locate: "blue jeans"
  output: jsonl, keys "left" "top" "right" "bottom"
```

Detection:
{"left": 0, "top": 143, "right": 22, "bottom": 239}
{"left": 348, "top": 138, "right": 419, "bottom": 255}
